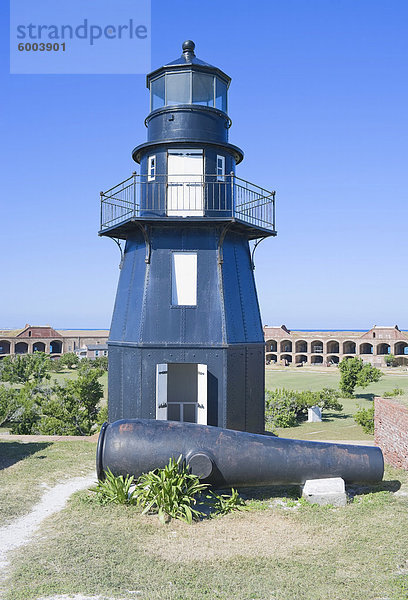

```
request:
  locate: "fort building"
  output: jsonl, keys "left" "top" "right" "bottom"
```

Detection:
{"left": 0, "top": 325, "right": 109, "bottom": 358}
{"left": 264, "top": 325, "right": 408, "bottom": 367}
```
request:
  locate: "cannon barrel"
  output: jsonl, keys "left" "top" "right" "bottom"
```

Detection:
{"left": 96, "top": 419, "right": 384, "bottom": 487}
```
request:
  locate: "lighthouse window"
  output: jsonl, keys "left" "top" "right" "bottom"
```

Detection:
{"left": 215, "top": 77, "right": 227, "bottom": 112}
{"left": 192, "top": 72, "right": 214, "bottom": 107}
{"left": 217, "top": 155, "right": 225, "bottom": 181}
{"left": 166, "top": 72, "right": 190, "bottom": 105}
{"left": 151, "top": 75, "right": 165, "bottom": 110}
{"left": 148, "top": 155, "right": 156, "bottom": 181}
{"left": 172, "top": 252, "right": 197, "bottom": 306}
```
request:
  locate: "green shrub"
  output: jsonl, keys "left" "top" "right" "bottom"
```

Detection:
{"left": 93, "top": 468, "right": 136, "bottom": 505}
{"left": 265, "top": 387, "right": 343, "bottom": 429}
{"left": 48, "top": 358, "right": 64, "bottom": 372}
{"left": 96, "top": 404, "right": 108, "bottom": 427}
{"left": 354, "top": 406, "right": 374, "bottom": 434}
{"left": 134, "top": 456, "right": 208, "bottom": 524}
{"left": 383, "top": 387, "right": 404, "bottom": 397}
{"left": 6, "top": 369, "right": 104, "bottom": 435}
{"left": 0, "top": 385, "right": 20, "bottom": 427}
{"left": 8, "top": 382, "right": 46, "bottom": 434}
{"left": 207, "top": 488, "right": 246, "bottom": 516}
{"left": 265, "top": 392, "right": 297, "bottom": 428}
{"left": 384, "top": 354, "right": 398, "bottom": 367}
{"left": 36, "top": 369, "right": 104, "bottom": 435}
{"left": 93, "top": 355, "right": 108, "bottom": 371}
{"left": 0, "top": 353, "right": 50, "bottom": 384}
{"left": 59, "top": 352, "right": 79, "bottom": 369}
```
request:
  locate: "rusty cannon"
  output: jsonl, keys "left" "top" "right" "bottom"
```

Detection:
{"left": 96, "top": 419, "right": 384, "bottom": 487}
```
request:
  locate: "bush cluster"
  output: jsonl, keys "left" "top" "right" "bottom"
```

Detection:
{"left": 354, "top": 406, "right": 375, "bottom": 434}
{"left": 383, "top": 387, "right": 404, "bottom": 398}
{"left": 265, "top": 387, "right": 343, "bottom": 429}
{"left": 0, "top": 353, "right": 104, "bottom": 435}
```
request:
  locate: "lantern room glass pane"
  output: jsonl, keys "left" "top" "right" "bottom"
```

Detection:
{"left": 151, "top": 76, "right": 165, "bottom": 110}
{"left": 166, "top": 72, "right": 191, "bottom": 105}
{"left": 192, "top": 72, "right": 214, "bottom": 107}
{"left": 215, "top": 78, "right": 227, "bottom": 112}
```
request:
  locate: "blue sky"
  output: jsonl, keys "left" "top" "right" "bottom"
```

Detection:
{"left": 1, "top": 0, "right": 407, "bottom": 330}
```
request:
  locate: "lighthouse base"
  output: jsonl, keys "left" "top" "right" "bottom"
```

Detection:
{"left": 107, "top": 342, "right": 265, "bottom": 434}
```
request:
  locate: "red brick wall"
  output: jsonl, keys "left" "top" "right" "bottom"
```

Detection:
{"left": 374, "top": 396, "right": 408, "bottom": 470}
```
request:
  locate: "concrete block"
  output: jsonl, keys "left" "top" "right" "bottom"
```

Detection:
{"left": 307, "top": 405, "right": 322, "bottom": 422}
{"left": 302, "top": 477, "right": 347, "bottom": 506}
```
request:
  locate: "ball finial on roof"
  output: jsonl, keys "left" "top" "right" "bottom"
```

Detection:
{"left": 182, "top": 40, "right": 195, "bottom": 54}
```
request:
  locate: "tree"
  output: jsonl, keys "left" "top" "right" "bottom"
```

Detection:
{"left": 384, "top": 353, "right": 397, "bottom": 367}
{"left": 93, "top": 355, "right": 108, "bottom": 371}
{"left": 59, "top": 352, "right": 79, "bottom": 369}
{"left": 8, "top": 382, "right": 47, "bottom": 434}
{"left": 0, "top": 353, "right": 50, "bottom": 384}
{"left": 37, "top": 369, "right": 104, "bottom": 435}
{"left": 338, "top": 357, "right": 382, "bottom": 397}
{"left": 0, "top": 385, "right": 19, "bottom": 427}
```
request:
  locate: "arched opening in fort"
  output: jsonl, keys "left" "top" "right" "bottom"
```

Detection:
{"left": 295, "top": 340, "right": 307, "bottom": 353}
{"left": 295, "top": 354, "right": 307, "bottom": 364}
{"left": 327, "top": 340, "right": 339, "bottom": 354}
{"left": 265, "top": 353, "right": 277, "bottom": 364}
{"left": 280, "top": 340, "right": 292, "bottom": 353}
{"left": 50, "top": 340, "right": 62, "bottom": 354}
{"left": 311, "top": 340, "right": 323, "bottom": 353}
{"left": 360, "top": 343, "right": 373, "bottom": 354}
{"left": 33, "top": 342, "right": 46, "bottom": 353}
{"left": 396, "top": 356, "right": 408, "bottom": 366}
{"left": 0, "top": 341, "right": 11, "bottom": 355}
{"left": 15, "top": 342, "right": 28, "bottom": 354}
{"left": 266, "top": 340, "right": 277, "bottom": 352}
{"left": 281, "top": 353, "right": 292, "bottom": 365}
{"left": 311, "top": 355, "right": 323, "bottom": 364}
{"left": 377, "top": 343, "right": 390, "bottom": 355}
{"left": 395, "top": 342, "right": 408, "bottom": 356}
{"left": 327, "top": 355, "right": 339, "bottom": 365}
{"left": 343, "top": 341, "right": 356, "bottom": 354}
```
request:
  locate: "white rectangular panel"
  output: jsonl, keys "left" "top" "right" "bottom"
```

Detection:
{"left": 156, "top": 363, "right": 168, "bottom": 420}
{"left": 172, "top": 253, "right": 197, "bottom": 306}
{"left": 197, "top": 364, "right": 207, "bottom": 425}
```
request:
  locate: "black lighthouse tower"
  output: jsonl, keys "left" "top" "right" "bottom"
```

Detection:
{"left": 100, "top": 41, "right": 276, "bottom": 433}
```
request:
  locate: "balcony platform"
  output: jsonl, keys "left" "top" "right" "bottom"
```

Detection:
{"left": 99, "top": 214, "right": 276, "bottom": 241}
{"left": 99, "top": 173, "right": 276, "bottom": 240}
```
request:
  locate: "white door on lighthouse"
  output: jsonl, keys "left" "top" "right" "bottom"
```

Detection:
{"left": 155, "top": 363, "right": 207, "bottom": 424}
{"left": 167, "top": 149, "right": 204, "bottom": 216}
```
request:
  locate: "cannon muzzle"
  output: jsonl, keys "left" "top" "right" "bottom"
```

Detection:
{"left": 96, "top": 419, "right": 384, "bottom": 487}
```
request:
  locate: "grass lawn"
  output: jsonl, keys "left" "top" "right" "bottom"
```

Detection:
{"left": 3, "top": 462, "right": 408, "bottom": 600}
{"left": 266, "top": 366, "right": 408, "bottom": 441}
{"left": 0, "top": 440, "right": 97, "bottom": 524}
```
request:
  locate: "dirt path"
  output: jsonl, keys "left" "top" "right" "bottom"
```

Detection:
{"left": 0, "top": 472, "right": 96, "bottom": 577}
{"left": 2, "top": 515, "right": 129, "bottom": 600}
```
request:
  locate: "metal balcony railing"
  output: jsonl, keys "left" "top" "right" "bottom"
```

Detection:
{"left": 100, "top": 173, "right": 276, "bottom": 234}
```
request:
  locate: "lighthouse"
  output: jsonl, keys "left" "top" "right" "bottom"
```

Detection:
{"left": 100, "top": 41, "right": 276, "bottom": 434}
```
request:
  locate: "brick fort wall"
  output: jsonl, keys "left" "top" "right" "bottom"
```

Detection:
{"left": 374, "top": 396, "right": 408, "bottom": 470}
